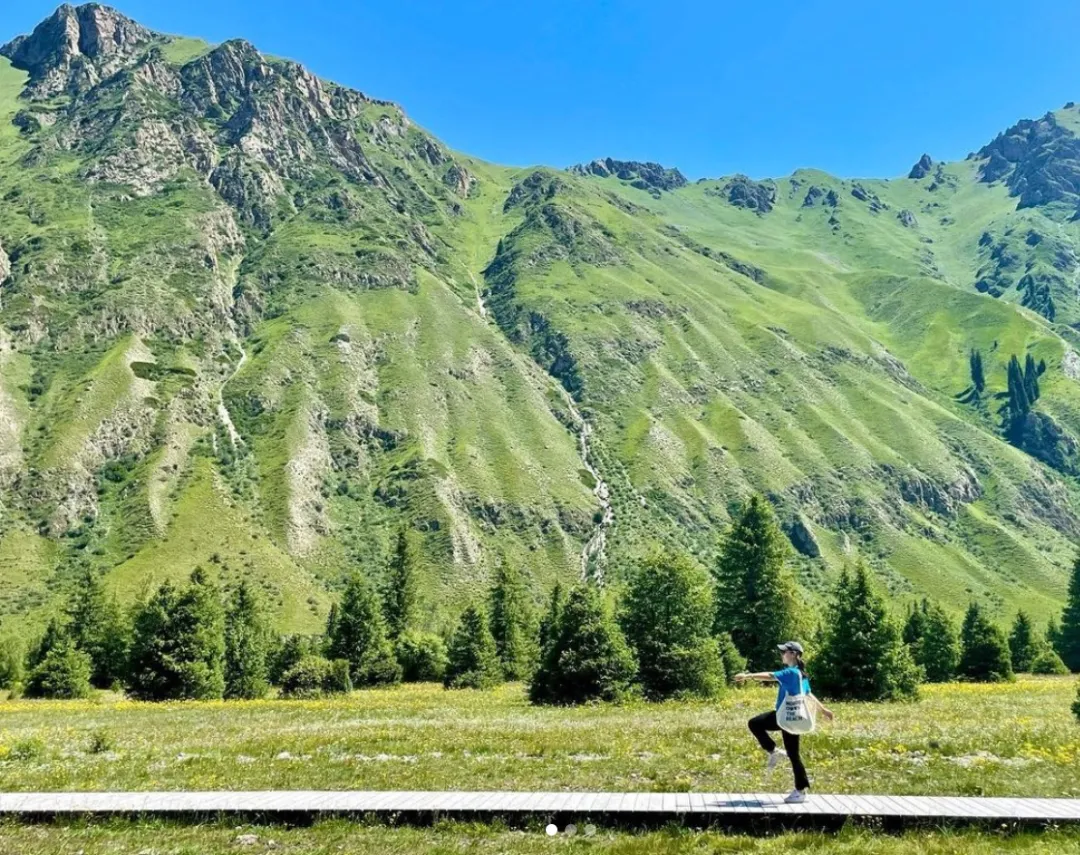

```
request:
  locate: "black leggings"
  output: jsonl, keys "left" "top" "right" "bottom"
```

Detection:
{"left": 748, "top": 710, "right": 810, "bottom": 791}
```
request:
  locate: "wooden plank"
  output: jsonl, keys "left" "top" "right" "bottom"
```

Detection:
{"left": 1038, "top": 798, "right": 1080, "bottom": 819}
{"left": 894, "top": 796, "right": 940, "bottom": 816}
{"left": 794, "top": 795, "right": 833, "bottom": 814}
{"left": 1, "top": 791, "right": 1079, "bottom": 824}
{"left": 630, "top": 792, "right": 653, "bottom": 813}
{"left": 812, "top": 794, "right": 850, "bottom": 815}
{"left": 861, "top": 795, "right": 904, "bottom": 815}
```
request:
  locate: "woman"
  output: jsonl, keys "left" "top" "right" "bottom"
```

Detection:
{"left": 735, "top": 640, "right": 834, "bottom": 804}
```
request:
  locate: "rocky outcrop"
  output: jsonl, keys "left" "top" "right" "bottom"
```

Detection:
{"left": 443, "top": 163, "right": 476, "bottom": 197}
{"left": 851, "top": 183, "right": 888, "bottom": 212}
{"left": 897, "top": 209, "right": 918, "bottom": 228}
{"left": 569, "top": 158, "right": 687, "bottom": 195}
{"left": 1011, "top": 411, "right": 1080, "bottom": 475}
{"left": 976, "top": 112, "right": 1080, "bottom": 209}
{"left": 785, "top": 514, "right": 821, "bottom": 558}
{"left": 892, "top": 466, "right": 982, "bottom": 517}
{"left": 0, "top": 3, "right": 154, "bottom": 98}
{"left": 0, "top": 240, "right": 9, "bottom": 284}
{"left": 714, "top": 175, "right": 776, "bottom": 214}
{"left": 908, "top": 154, "right": 933, "bottom": 179}
{"left": 179, "top": 39, "right": 270, "bottom": 117}
{"left": 504, "top": 171, "right": 566, "bottom": 212}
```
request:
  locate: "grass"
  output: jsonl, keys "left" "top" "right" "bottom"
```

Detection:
{"left": 0, "top": 678, "right": 1076, "bottom": 797}
{"left": 2, "top": 820, "right": 1080, "bottom": 855}
{"left": 0, "top": 679, "right": 1077, "bottom": 852}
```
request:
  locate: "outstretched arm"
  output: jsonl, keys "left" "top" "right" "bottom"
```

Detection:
{"left": 808, "top": 693, "right": 835, "bottom": 721}
{"left": 734, "top": 671, "right": 778, "bottom": 683}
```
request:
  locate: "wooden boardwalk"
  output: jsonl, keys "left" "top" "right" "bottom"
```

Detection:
{"left": 1, "top": 791, "right": 1079, "bottom": 829}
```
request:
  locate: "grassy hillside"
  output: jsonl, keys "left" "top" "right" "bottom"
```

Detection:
{"left": 1, "top": 5, "right": 1080, "bottom": 639}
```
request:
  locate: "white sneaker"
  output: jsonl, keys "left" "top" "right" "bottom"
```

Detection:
{"left": 766, "top": 749, "right": 788, "bottom": 772}
{"left": 784, "top": 789, "right": 807, "bottom": 804}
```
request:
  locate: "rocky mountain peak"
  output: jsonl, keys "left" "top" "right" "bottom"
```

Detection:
{"left": 908, "top": 153, "right": 933, "bottom": 179}
{"left": 569, "top": 157, "right": 687, "bottom": 195}
{"left": 976, "top": 111, "right": 1080, "bottom": 211}
{"left": 0, "top": 3, "right": 154, "bottom": 98}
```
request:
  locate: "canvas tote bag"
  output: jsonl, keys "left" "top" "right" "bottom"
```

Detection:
{"left": 777, "top": 675, "right": 816, "bottom": 735}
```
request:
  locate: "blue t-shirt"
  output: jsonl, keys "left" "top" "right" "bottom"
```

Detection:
{"left": 773, "top": 667, "right": 811, "bottom": 711}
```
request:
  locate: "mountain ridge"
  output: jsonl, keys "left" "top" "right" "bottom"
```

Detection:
{"left": 1, "top": 4, "right": 1080, "bottom": 638}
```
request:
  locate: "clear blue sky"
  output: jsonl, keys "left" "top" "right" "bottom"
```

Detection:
{"left": 6, "top": 0, "right": 1080, "bottom": 179}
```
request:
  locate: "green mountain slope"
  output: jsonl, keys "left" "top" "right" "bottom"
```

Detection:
{"left": 2, "top": 4, "right": 1080, "bottom": 634}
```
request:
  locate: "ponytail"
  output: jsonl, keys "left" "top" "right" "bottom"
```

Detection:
{"left": 795, "top": 654, "right": 807, "bottom": 677}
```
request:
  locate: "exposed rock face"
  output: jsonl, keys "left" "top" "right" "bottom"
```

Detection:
{"left": 0, "top": 3, "right": 154, "bottom": 98}
{"left": 908, "top": 153, "right": 933, "bottom": 179}
{"left": 716, "top": 175, "right": 776, "bottom": 214}
{"left": 569, "top": 157, "right": 687, "bottom": 195}
{"left": 897, "top": 209, "right": 918, "bottom": 228}
{"left": 504, "top": 171, "right": 566, "bottom": 212}
{"left": 851, "top": 183, "right": 887, "bottom": 212}
{"left": 0, "top": 241, "right": 9, "bottom": 284}
{"left": 443, "top": 163, "right": 476, "bottom": 197}
{"left": 976, "top": 113, "right": 1080, "bottom": 210}
{"left": 893, "top": 466, "right": 982, "bottom": 517}
{"left": 785, "top": 514, "right": 821, "bottom": 558}
{"left": 802, "top": 185, "right": 824, "bottom": 207}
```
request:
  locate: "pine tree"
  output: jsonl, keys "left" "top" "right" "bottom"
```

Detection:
{"left": 714, "top": 495, "right": 800, "bottom": 669}
{"left": 66, "top": 568, "right": 129, "bottom": 688}
{"left": 1060, "top": 554, "right": 1080, "bottom": 672}
{"left": 1008, "top": 610, "right": 1039, "bottom": 673}
{"left": 325, "top": 602, "right": 340, "bottom": 643}
{"left": 913, "top": 601, "right": 961, "bottom": 683}
{"left": 444, "top": 604, "right": 502, "bottom": 690}
{"left": 1047, "top": 615, "right": 1063, "bottom": 654}
{"left": 383, "top": 529, "right": 419, "bottom": 641}
{"left": 969, "top": 349, "right": 986, "bottom": 395}
{"left": 0, "top": 636, "right": 23, "bottom": 691}
{"left": 621, "top": 548, "right": 725, "bottom": 700}
{"left": 127, "top": 570, "right": 227, "bottom": 701}
{"left": 27, "top": 616, "right": 67, "bottom": 673}
{"left": 24, "top": 634, "right": 93, "bottom": 700}
{"left": 529, "top": 584, "right": 637, "bottom": 705}
{"left": 1005, "top": 354, "right": 1033, "bottom": 437}
{"left": 173, "top": 567, "right": 227, "bottom": 699}
{"left": 902, "top": 599, "right": 930, "bottom": 647}
{"left": 538, "top": 582, "right": 566, "bottom": 654}
{"left": 224, "top": 581, "right": 271, "bottom": 699}
{"left": 959, "top": 602, "right": 1014, "bottom": 682}
{"left": 489, "top": 561, "right": 537, "bottom": 681}
{"left": 328, "top": 574, "right": 402, "bottom": 687}
{"left": 127, "top": 580, "right": 181, "bottom": 700}
{"left": 813, "top": 562, "right": 921, "bottom": 701}
{"left": 1024, "top": 353, "right": 1041, "bottom": 403}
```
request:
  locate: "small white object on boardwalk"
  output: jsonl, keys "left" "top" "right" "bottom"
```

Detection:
{"left": 0, "top": 792, "right": 1078, "bottom": 825}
